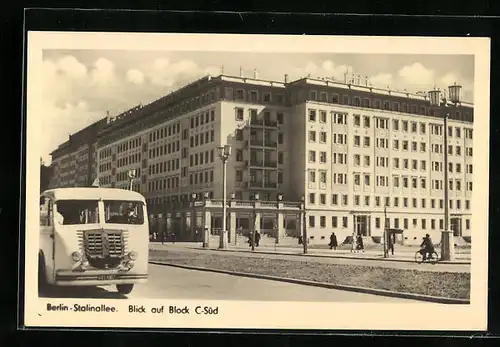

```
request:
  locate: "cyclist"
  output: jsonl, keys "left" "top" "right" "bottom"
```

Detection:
{"left": 420, "top": 233, "right": 435, "bottom": 261}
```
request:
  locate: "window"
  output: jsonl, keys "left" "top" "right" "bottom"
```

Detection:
{"left": 364, "top": 116, "right": 370, "bottom": 128}
{"left": 393, "top": 119, "right": 399, "bottom": 131}
{"left": 364, "top": 136, "right": 370, "bottom": 147}
{"left": 309, "top": 170, "right": 316, "bottom": 183}
{"left": 411, "top": 141, "right": 417, "bottom": 152}
{"left": 332, "top": 216, "right": 338, "bottom": 228}
{"left": 354, "top": 154, "right": 361, "bottom": 166}
{"left": 308, "top": 131, "right": 316, "bottom": 142}
{"left": 320, "top": 111, "right": 327, "bottom": 123}
{"left": 411, "top": 122, "right": 417, "bottom": 133}
{"left": 420, "top": 123, "right": 426, "bottom": 134}
{"left": 320, "top": 151, "right": 327, "bottom": 163}
{"left": 375, "top": 218, "right": 380, "bottom": 229}
{"left": 354, "top": 136, "right": 361, "bottom": 146}
{"left": 402, "top": 141, "right": 408, "bottom": 151}
{"left": 309, "top": 215, "right": 315, "bottom": 227}
{"left": 364, "top": 155, "right": 371, "bottom": 167}
{"left": 393, "top": 139, "right": 399, "bottom": 150}
{"left": 235, "top": 108, "right": 244, "bottom": 121}
{"left": 402, "top": 120, "right": 408, "bottom": 132}
{"left": 354, "top": 114, "right": 361, "bottom": 126}
{"left": 277, "top": 112, "right": 284, "bottom": 124}
{"left": 320, "top": 132, "right": 327, "bottom": 143}
{"left": 309, "top": 109, "right": 316, "bottom": 122}
{"left": 332, "top": 194, "right": 338, "bottom": 205}
{"left": 456, "top": 127, "right": 461, "bottom": 138}
{"left": 342, "top": 217, "right": 348, "bottom": 228}
{"left": 420, "top": 143, "right": 426, "bottom": 152}
{"left": 309, "top": 193, "right": 315, "bottom": 204}
{"left": 320, "top": 194, "right": 326, "bottom": 205}
{"left": 308, "top": 151, "right": 316, "bottom": 162}
{"left": 320, "top": 171, "right": 327, "bottom": 184}
{"left": 320, "top": 216, "right": 326, "bottom": 227}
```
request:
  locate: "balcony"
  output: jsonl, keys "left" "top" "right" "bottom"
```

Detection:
{"left": 264, "top": 160, "right": 277, "bottom": 167}
{"left": 264, "top": 140, "right": 278, "bottom": 148}
{"left": 264, "top": 120, "right": 278, "bottom": 127}
{"left": 264, "top": 181, "right": 278, "bottom": 188}
{"left": 250, "top": 139, "right": 264, "bottom": 146}
{"left": 249, "top": 180, "right": 263, "bottom": 188}
{"left": 247, "top": 159, "right": 263, "bottom": 167}
{"left": 250, "top": 118, "right": 264, "bottom": 126}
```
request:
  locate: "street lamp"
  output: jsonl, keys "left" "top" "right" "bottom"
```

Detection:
{"left": 191, "top": 193, "right": 197, "bottom": 241}
{"left": 276, "top": 193, "right": 283, "bottom": 245}
{"left": 127, "top": 169, "right": 136, "bottom": 191}
{"left": 252, "top": 193, "right": 260, "bottom": 251}
{"left": 216, "top": 145, "right": 232, "bottom": 249}
{"left": 230, "top": 192, "right": 236, "bottom": 244}
{"left": 428, "top": 83, "right": 462, "bottom": 261}
{"left": 301, "top": 195, "right": 307, "bottom": 254}
{"left": 202, "top": 192, "right": 210, "bottom": 248}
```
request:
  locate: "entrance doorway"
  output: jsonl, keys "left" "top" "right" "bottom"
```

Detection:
{"left": 355, "top": 215, "right": 370, "bottom": 236}
{"left": 450, "top": 217, "right": 462, "bottom": 237}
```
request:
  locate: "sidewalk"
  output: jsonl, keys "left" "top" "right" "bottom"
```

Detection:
{"left": 150, "top": 241, "right": 471, "bottom": 265}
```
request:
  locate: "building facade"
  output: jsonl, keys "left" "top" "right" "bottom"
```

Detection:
{"left": 49, "top": 73, "right": 474, "bottom": 243}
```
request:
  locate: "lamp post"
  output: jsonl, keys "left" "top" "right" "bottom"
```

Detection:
{"left": 191, "top": 192, "right": 197, "bottom": 241}
{"left": 202, "top": 192, "right": 210, "bottom": 248}
{"left": 301, "top": 195, "right": 308, "bottom": 254}
{"left": 216, "top": 145, "right": 232, "bottom": 250}
{"left": 127, "top": 169, "right": 136, "bottom": 191}
{"left": 252, "top": 193, "right": 260, "bottom": 251}
{"left": 428, "top": 83, "right": 462, "bottom": 261}
{"left": 383, "top": 204, "right": 388, "bottom": 258}
{"left": 230, "top": 192, "right": 236, "bottom": 244}
{"left": 276, "top": 193, "right": 283, "bottom": 246}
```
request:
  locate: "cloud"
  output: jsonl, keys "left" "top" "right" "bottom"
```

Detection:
{"left": 370, "top": 73, "right": 394, "bottom": 88}
{"left": 126, "top": 69, "right": 145, "bottom": 84}
{"left": 55, "top": 55, "right": 88, "bottom": 79}
{"left": 90, "top": 58, "right": 116, "bottom": 85}
{"left": 398, "top": 62, "right": 435, "bottom": 86}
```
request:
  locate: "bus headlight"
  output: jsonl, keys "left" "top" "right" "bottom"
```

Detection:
{"left": 128, "top": 251, "right": 138, "bottom": 260}
{"left": 126, "top": 260, "right": 135, "bottom": 269}
{"left": 81, "top": 260, "right": 90, "bottom": 269}
{"left": 72, "top": 251, "right": 83, "bottom": 262}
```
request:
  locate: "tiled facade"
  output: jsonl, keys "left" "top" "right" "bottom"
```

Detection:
{"left": 49, "top": 74, "right": 474, "bottom": 243}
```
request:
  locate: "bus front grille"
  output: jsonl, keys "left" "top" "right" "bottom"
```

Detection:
{"left": 82, "top": 230, "right": 125, "bottom": 269}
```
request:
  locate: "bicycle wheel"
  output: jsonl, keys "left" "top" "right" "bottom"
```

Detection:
{"left": 429, "top": 251, "right": 439, "bottom": 264}
{"left": 415, "top": 251, "right": 424, "bottom": 264}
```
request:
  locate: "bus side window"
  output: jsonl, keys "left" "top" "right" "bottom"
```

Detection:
{"left": 39, "top": 197, "right": 53, "bottom": 227}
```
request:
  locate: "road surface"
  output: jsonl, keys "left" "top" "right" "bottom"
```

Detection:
{"left": 41, "top": 263, "right": 429, "bottom": 302}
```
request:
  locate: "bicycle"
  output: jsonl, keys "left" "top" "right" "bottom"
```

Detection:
{"left": 415, "top": 248, "right": 440, "bottom": 264}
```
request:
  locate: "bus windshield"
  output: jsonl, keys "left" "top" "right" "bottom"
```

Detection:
{"left": 104, "top": 200, "right": 145, "bottom": 225}
{"left": 55, "top": 200, "right": 99, "bottom": 225}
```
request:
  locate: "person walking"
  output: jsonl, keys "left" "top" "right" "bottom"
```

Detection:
{"left": 387, "top": 233, "right": 395, "bottom": 256}
{"left": 356, "top": 234, "right": 364, "bottom": 252}
{"left": 329, "top": 232, "right": 338, "bottom": 250}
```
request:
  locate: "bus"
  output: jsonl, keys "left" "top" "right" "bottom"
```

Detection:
{"left": 38, "top": 187, "right": 149, "bottom": 295}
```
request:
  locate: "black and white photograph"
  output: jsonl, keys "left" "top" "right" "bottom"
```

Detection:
{"left": 25, "top": 32, "right": 490, "bottom": 330}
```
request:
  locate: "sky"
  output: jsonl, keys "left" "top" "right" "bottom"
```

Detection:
{"left": 40, "top": 50, "right": 474, "bottom": 164}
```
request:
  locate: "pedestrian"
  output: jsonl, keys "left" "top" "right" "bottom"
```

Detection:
{"left": 388, "top": 233, "right": 395, "bottom": 256}
{"left": 356, "top": 234, "right": 364, "bottom": 252}
{"left": 329, "top": 232, "right": 338, "bottom": 250}
{"left": 255, "top": 230, "right": 261, "bottom": 247}
{"left": 298, "top": 235, "right": 303, "bottom": 245}
{"left": 171, "top": 232, "right": 176, "bottom": 244}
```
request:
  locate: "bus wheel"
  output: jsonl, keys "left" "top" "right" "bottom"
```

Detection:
{"left": 116, "top": 284, "right": 134, "bottom": 295}
{"left": 38, "top": 255, "right": 49, "bottom": 296}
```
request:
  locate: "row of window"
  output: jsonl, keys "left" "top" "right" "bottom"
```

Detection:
{"left": 236, "top": 170, "right": 284, "bottom": 184}
{"left": 190, "top": 150, "right": 216, "bottom": 167}
{"left": 148, "top": 159, "right": 181, "bottom": 176}
{"left": 311, "top": 193, "right": 472, "bottom": 210}
{"left": 189, "top": 170, "right": 215, "bottom": 185}
{"left": 99, "top": 148, "right": 112, "bottom": 160}
{"left": 311, "top": 109, "right": 474, "bottom": 137}
{"left": 148, "top": 122, "right": 181, "bottom": 143}
{"left": 148, "top": 141, "right": 181, "bottom": 159}
{"left": 309, "top": 215, "right": 471, "bottom": 231}
{"left": 117, "top": 137, "right": 142, "bottom": 153}
{"left": 116, "top": 168, "right": 142, "bottom": 182}
{"left": 190, "top": 109, "right": 216, "bottom": 128}
{"left": 190, "top": 131, "right": 215, "bottom": 147}
{"left": 117, "top": 153, "right": 141, "bottom": 168}
{"left": 226, "top": 87, "right": 285, "bottom": 105}
{"left": 148, "top": 176, "right": 181, "bottom": 192}
{"left": 146, "top": 191, "right": 215, "bottom": 207}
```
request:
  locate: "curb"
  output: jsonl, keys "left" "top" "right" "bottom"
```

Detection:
{"left": 178, "top": 246, "right": 471, "bottom": 265}
{"left": 149, "top": 261, "right": 470, "bottom": 305}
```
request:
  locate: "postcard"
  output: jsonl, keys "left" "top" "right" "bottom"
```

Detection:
{"left": 24, "top": 32, "right": 489, "bottom": 331}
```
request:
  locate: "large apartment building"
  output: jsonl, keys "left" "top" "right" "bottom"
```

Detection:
{"left": 49, "top": 73, "right": 474, "bottom": 242}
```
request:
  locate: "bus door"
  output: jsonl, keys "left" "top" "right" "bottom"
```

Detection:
{"left": 40, "top": 196, "right": 55, "bottom": 278}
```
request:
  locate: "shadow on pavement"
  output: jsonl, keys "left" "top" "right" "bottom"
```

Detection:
{"left": 39, "top": 286, "right": 128, "bottom": 299}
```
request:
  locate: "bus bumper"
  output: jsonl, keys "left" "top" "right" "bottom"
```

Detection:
{"left": 55, "top": 270, "right": 147, "bottom": 286}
